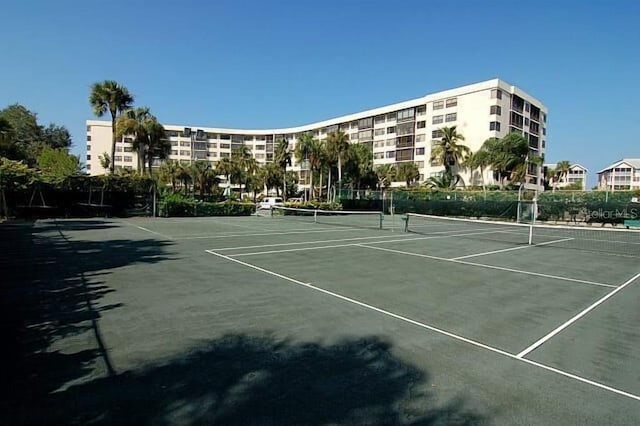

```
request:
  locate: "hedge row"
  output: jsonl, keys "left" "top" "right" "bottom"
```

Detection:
{"left": 158, "top": 197, "right": 255, "bottom": 217}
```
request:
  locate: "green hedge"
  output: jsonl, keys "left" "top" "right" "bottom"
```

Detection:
{"left": 159, "top": 194, "right": 255, "bottom": 217}
{"left": 283, "top": 201, "right": 342, "bottom": 211}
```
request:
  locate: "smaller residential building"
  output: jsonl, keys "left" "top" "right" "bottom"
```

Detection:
{"left": 597, "top": 158, "right": 640, "bottom": 190}
{"left": 544, "top": 163, "right": 588, "bottom": 190}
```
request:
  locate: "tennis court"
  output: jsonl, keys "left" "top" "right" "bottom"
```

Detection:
{"left": 4, "top": 211, "right": 640, "bottom": 424}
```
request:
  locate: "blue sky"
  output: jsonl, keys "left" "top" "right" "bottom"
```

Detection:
{"left": 1, "top": 0, "right": 638, "bottom": 186}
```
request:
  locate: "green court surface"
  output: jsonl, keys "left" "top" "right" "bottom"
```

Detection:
{"left": 2, "top": 215, "right": 640, "bottom": 424}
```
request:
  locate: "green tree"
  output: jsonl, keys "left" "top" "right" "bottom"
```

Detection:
{"left": 89, "top": 80, "right": 134, "bottom": 174}
{"left": 144, "top": 119, "right": 171, "bottom": 174}
{"left": 424, "top": 173, "right": 457, "bottom": 189}
{"left": 216, "top": 157, "right": 236, "bottom": 193}
{"left": 98, "top": 152, "right": 111, "bottom": 174}
{"left": 481, "top": 133, "right": 529, "bottom": 188}
{"left": 41, "top": 123, "right": 72, "bottom": 149}
{"left": 326, "top": 130, "right": 350, "bottom": 195}
{"left": 344, "top": 143, "right": 373, "bottom": 190}
{"left": 430, "top": 126, "right": 470, "bottom": 185}
{"left": 232, "top": 145, "right": 258, "bottom": 194}
{"left": 295, "top": 133, "right": 324, "bottom": 200}
{"left": 462, "top": 148, "right": 492, "bottom": 190}
{"left": 159, "top": 159, "right": 181, "bottom": 192}
{"left": 36, "top": 147, "right": 81, "bottom": 177}
{"left": 555, "top": 160, "right": 571, "bottom": 191}
{"left": 0, "top": 116, "right": 14, "bottom": 158}
{"left": 192, "top": 161, "right": 219, "bottom": 198}
{"left": 261, "top": 162, "right": 283, "bottom": 196}
{"left": 274, "top": 138, "right": 291, "bottom": 200}
{"left": 396, "top": 162, "right": 420, "bottom": 187}
{"left": 116, "top": 107, "right": 153, "bottom": 172}
{"left": 375, "top": 164, "right": 396, "bottom": 191}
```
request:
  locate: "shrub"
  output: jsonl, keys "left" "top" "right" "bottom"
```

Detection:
{"left": 159, "top": 194, "right": 255, "bottom": 217}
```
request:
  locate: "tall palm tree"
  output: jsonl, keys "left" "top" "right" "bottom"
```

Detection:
{"left": 430, "top": 126, "right": 470, "bottom": 184}
{"left": 375, "top": 164, "right": 396, "bottom": 191}
{"left": 177, "top": 162, "right": 192, "bottom": 194}
{"left": 89, "top": 80, "right": 134, "bottom": 173}
{"left": 159, "top": 159, "right": 181, "bottom": 192}
{"left": 344, "top": 143, "right": 373, "bottom": 190}
{"left": 555, "top": 160, "right": 571, "bottom": 190}
{"left": 216, "top": 157, "right": 236, "bottom": 194}
{"left": 145, "top": 119, "right": 171, "bottom": 174}
{"left": 482, "top": 133, "right": 529, "bottom": 188}
{"left": 326, "top": 130, "right": 350, "bottom": 191}
{"left": 232, "top": 145, "right": 258, "bottom": 195}
{"left": 294, "top": 132, "right": 321, "bottom": 200}
{"left": 274, "top": 138, "right": 291, "bottom": 200}
{"left": 396, "top": 162, "right": 420, "bottom": 187}
{"left": 116, "top": 107, "right": 152, "bottom": 173}
{"left": 192, "top": 161, "right": 219, "bottom": 198}
{"left": 463, "top": 149, "right": 492, "bottom": 190}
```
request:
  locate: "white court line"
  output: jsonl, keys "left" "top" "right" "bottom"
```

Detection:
{"left": 357, "top": 244, "right": 616, "bottom": 289}
{"left": 204, "top": 249, "right": 640, "bottom": 402}
{"left": 228, "top": 229, "right": 515, "bottom": 257}
{"left": 173, "top": 227, "right": 364, "bottom": 240}
{"left": 516, "top": 271, "right": 640, "bottom": 358}
{"left": 128, "top": 224, "right": 173, "bottom": 240}
{"left": 214, "top": 234, "right": 419, "bottom": 251}
{"left": 451, "top": 238, "right": 575, "bottom": 260}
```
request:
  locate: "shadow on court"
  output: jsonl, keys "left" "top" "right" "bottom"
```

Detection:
{"left": 19, "top": 334, "right": 485, "bottom": 425}
{"left": 0, "top": 221, "right": 174, "bottom": 423}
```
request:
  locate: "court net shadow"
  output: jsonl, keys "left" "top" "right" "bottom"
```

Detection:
{"left": 0, "top": 221, "right": 174, "bottom": 422}
{"left": 25, "top": 334, "right": 485, "bottom": 425}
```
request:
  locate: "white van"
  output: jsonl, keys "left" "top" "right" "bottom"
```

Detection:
{"left": 259, "top": 197, "right": 283, "bottom": 210}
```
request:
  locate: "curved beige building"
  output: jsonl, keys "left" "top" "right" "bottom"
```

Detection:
{"left": 85, "top": 78, "right": 547, "bottom": 190}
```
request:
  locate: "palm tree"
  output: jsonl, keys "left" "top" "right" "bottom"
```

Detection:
{"left": 375, "top": 164, "right": 396, "bottom": 191}
{"left": 425, "top": 173, "right": 457, "bottom": 189}
{"left": 116, "top": 107, "right": 152, "bottom": 172}
{"left": 274, "top": 138, "right": 291, "bottom": 200}
{"left": 463, "top": 148, "right": 492, "bottom": 190}
{"left": 430, "top": 126, "right": 470, "bottom": 184}
{"left": 326, "top": 130, "right": 350, "bottom": 194}
{"left": 145, "top": 119, "right": 171, "bottom": 174}
{"left": 295, "top": 133, "right": 322, "bottom": 200}
{"left": 192, "top": 161, "right": 219, "bottom": 198}
{"left": 216, "top": 157, "right": 236, "bottom": 194}
{"left": 482, "top": 133, "right": 529, "bottom": 188}
{"left": 555, "top": 160, "right": 571, "bottom": 190}
{"left": 177, "top": 162, "right": 192, "bottom": 194}
{"left": 396, "top": 162, "right": 420, "bottom": 187}
{"left": 98, "top": 152, "right": 111, "bottom": 173}
{"left": 261, "top": 162, "right": 283, "bottom": 196}
{"left": 89, "top": 80, "right": 134, "bottom": 173}
{"left": 344, "top": 143, "right": 373, "bottom": 190}
{"left": 159, "top": 159, "right": 181, "bottom": 192}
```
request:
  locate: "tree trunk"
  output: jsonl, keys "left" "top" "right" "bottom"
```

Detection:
{"left": 319, "top": 169, "right": 323, "bottom": 201}
{"left": 282, "top": 166, "right": 287, "bottom": 201}
{"left": 327, "top": 168, "right": 332, "bottom": 202}
{"left": 309, "top": 171, "right": 313, "bottom": 201}
{"left": 110, "top": 115, "right": 117, "bottom": 174}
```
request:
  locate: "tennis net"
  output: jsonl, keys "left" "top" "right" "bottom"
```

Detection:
{"left": 271, "top": 206, "right": 384, "bottom": 230}
{"left": 404, "top": 213, "right": 640, "bottom": 257}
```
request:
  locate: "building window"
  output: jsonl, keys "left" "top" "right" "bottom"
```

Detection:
{"left": 385, "top": 113, "right": 396, "bottom": 122}
{"left": 416, "top": 120, "right": 426, "bottom": 129}
{"left": 374, "top": 152, "right": 384, "bottom": 159}
{"left": 396, "top": 108, "right": 415, "bottom": 122}
{"left": 208, "top": 142, "right": 217, "bottom": 148}
{"left": 220, "top": 152, "right": 230, "bottom": 158}
{"left": 386, "top": 138, "right": 396, "bottom": 146}
{"left": 180, "top": 141, "right": 190, "bottom": 147}
{"left": 124, "top": 137, "right": 133, "bottom": 143}
{"left": 171, "top": 150, "right": 178, "bottom": 155}
{"left": 358, "top": 129, "right": 373, "bottom": 140}
{"left": 358, "top": 117, "right": 373, "bottom": 129}
{"left": 374, "top": 128, "right": 385, "bottom": 136}
{"left": 415, "top": 134, "right": 426, "bottom": 143}
{"left": 416, "top": 105, "right": 426, "bottom": 115}
{"left": 116, "top": 146, "right": 123, "bottom": 152}
{"left": 180, "top": 150, "right": 190, "bottom": 156}
{"left": 386, "top": 151, "right": 395, "bottom": 159}
{"left": 86, "top": 164, "right": 91, "bottom": 170}
{"left": 114, "top": 156, "right": 122, "bottom": 162}
{"left": 525, "top": 102, "right": 530, "bottom": 112}
{"left": 490, "top": 105, "right": 502, "bottom": 115}
{"left": 432, "top": 115, "right": 444, "bottom": 125}
{"left": 491, "top": 89, "right": 502, "bottom": 99}
{"left": 350, "top": 133, "right": 358, "bottom": 140}
{"left": 124, "top": 156, "right": 132, "bottom": 163}
{"left": 220, "top": 143, "right": 230, "bottom": 149}
{"left": 255, "top": 153, "right": 265, "bottom": 159}
{"left": 86, "top": 145, "right": 91, "bottom": 151}
{"left": 255, "top": 145, "right": 265, "bottom": 150}
{"left": 386, "top": 126, "right": 396, "bottom": 134}
{"left": 445, "top": 98, "right": 457, "bottom": 108}
{"left": 86, "top": 135, "right": 91, "bottom": 142}
{"left": 445, "top": 113, "right": 457, "bottom": 122}
{"left": 86, "top": 154, "right": 91, "bottom": 160}
{"left": 171, "top": 141, "right": 179, "bottom": 147}
{"left": 374, "top": 115, "right": 386, "bottom": 125}
{"left": 124, "top": 146, "right": 133, "bottom": 152}
{"left": 86, "top": 125, "right": 91, "bottom": 131}
{"left": 396, "top": 122, "right": 414, "bottom": 136}
{"left": 489, "top": 121, "right": 501, "bottom": 131}
{"left": 415, "top": 147, "right": 425, "bottom": 155}
{"left": 433, "top": 100, "right": 444, "bottom": 110}
{"left": 525, "top": 118, "right": 530, "bottom": 126}
{"left": 432, "top": 129, "right": 443, "bottom": 139}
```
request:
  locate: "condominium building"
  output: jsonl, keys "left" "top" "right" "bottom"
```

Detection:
{"left": 597, "top": 159, "right": 640, "bottom": 190}
{"left": 544, "top": 163, "right": 588, "bottom": 190}
{"left": 85, "top": 78, "right": 548, "bottom": 190}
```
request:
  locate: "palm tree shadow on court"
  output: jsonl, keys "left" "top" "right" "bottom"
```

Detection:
{"left": 0, "top": 220, "right": 176, "bottom": 421}
{"left": 35, "top": 334, "right": 486, "bottom": 425}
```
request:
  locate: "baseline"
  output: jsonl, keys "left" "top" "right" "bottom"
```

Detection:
{"left": 204, "top": 249, "right": 640, "bottom": 403}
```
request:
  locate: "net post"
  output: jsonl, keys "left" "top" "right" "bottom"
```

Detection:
{"left": 379, "top": 212, "right": 383, "bottom": 230}
{"left": 528, "top": 224, "right": 533, "bottom": 245}
{"left": 403, "top": 214, "right": 409, "bottom": 232}
{"left": 270, "top": 206, "right": 274, "bottom": 217}
{"left": 314, "top": 209, "right": 318, "bottom": 224}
